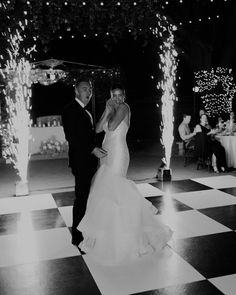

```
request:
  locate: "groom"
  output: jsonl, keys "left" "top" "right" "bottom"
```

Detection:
{"left": 62, "top": 78, "right": 107, "bottom": 246}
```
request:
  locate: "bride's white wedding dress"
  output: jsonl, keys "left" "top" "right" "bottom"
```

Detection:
{"left": 78, "top": 117, "right": 172, "bottom": 265}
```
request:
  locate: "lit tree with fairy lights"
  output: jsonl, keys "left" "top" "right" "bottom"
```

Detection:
{"left": 194, "top": 67, "right": 236, "bottom": 117}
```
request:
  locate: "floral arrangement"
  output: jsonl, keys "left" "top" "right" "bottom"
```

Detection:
{"left": 39, "top": 136, "right": 68, "bottom": 156}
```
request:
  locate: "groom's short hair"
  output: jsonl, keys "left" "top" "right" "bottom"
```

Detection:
{"left": 75, "top": 77, "right": 92, "bottom": 89}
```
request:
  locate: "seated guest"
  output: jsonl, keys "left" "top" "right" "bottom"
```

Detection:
{"left": 216, "top": 116, "right": 224, "bottom": 130}
{"left": 178, "top": 114, "right": 196, "bottom": 149}
{"left": 199, "top": 109, "right": 206, "bottom": 117}
{"left": 195, "top": 114, "right": 227, "bottom": 173}
{"left": 225, "top": 111, "right": 236, "bottom": 133}
{"left": 198, "top": 109, "right": 212, "bottom": 128}
{"left": 230, "top": 111, "right": 235, "bottom": 122}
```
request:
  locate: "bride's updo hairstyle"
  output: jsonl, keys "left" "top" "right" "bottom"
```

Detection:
{"left": 110, "top": 83, "right": 126, "bottom": 100}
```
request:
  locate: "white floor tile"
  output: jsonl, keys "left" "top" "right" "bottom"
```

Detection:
{"left": 83, "top": 249, "right": 204, "bottom": 295}
{"left": 58, "top": 206, "right": 72, "bottom": 227}
{"left": 209, "top": 274, "right": 236, "bottom": 295}
{"left": 0, "top": 194, "right": 57, "bottom": 215}
{"left": 136, "top": 183, "right": 163, "bottom": 197}
{"left": 0, "top": 228, "right": 79, "bottom": 267}
{"left": 192, "top": 175, "right": 236, "bottom": 189}
{"left": 157, "top": 210, "right": 231, "bottom": 239}
{"left": 172, "top": 189, "right": 236, "bottom": 209}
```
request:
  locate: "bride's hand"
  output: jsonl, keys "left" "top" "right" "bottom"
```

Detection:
{"left": 105, "top": 104, "right": 113, "bottom": 115}
{"left": 105, "top": 99, "right": 115, "bottom": 113}
{"left": 106, "top": 98, "right": 116, "bottom": 107}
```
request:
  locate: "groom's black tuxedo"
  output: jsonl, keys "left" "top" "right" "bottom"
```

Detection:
{"left": 62, "top": 99, "right": 98, "bottom": 238}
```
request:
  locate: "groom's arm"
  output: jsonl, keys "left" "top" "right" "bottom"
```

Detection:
{"left": 62, "top": 107, "right": 96, "bottom": 155}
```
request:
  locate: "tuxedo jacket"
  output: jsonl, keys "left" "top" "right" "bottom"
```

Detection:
{"left": 62, "top": 100, "right": 97, "bottom": 170}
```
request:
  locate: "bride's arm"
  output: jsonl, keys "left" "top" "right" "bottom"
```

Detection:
{"left": 95, "top": 105, "right": 112, "bottom": 133}
{"left": 108, "top": 103, "right": 129, "bottom": 131}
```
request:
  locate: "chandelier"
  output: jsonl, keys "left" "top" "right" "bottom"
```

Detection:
{"left": 30, "top": 68, "right": 67, "bottom": 85}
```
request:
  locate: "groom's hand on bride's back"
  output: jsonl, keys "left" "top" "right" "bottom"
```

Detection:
{"left": 92, "top": 147, "right": 107, "bottom": 158}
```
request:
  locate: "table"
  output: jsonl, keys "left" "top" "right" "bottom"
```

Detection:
{"left": 29, "top": 126, "right": 66, "bottom": 155}
{"left": 216, "top": 135, "right": 236, "bottom": 168}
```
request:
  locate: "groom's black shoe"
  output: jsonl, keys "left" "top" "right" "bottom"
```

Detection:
{"left": 71, "top": 228, "right": 83, "bottom": 246}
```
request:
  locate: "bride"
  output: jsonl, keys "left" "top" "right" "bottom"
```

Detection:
{"left": 77, "top": 84, "right": 173, "bottom": 265}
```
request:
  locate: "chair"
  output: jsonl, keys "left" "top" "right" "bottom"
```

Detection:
{"left": 183, "top": 140, "right": 196, "bottom": 167}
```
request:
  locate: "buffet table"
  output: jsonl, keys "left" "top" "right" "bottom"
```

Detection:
{"left": 216, "top": 135, "right": 236, "bottom": 168}
{"left": 29, "top": 126, "right": 66, "bottom": 155}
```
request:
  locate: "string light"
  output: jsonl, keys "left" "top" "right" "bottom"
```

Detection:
{"left": 164, "top": 0, "right": 230, "bottom": 4}
{"left": 178, "top": 14, "right": 220, "bottom": 25}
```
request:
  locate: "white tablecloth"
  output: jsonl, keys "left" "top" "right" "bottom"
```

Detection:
{"left": 217, "top": 135, "right": 236, "bottom": 168}
{"left": 29, "top": 126, "right": 66, "bottom": 154}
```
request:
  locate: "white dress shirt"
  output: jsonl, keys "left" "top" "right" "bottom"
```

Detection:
{"left": 75, "top": 98, "right": 93, "bottom": 125}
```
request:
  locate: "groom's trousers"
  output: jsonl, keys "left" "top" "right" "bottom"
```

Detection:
{"left": 71, "top": 162, "right": 97, "bottom": 230}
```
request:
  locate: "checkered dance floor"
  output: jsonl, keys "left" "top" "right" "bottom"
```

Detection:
{"left": 1, "top": 175, "right": 236, "bottom": 295}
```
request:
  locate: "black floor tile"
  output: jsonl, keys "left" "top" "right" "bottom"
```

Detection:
{"left": 146, "top": 195, "right": 193, "bottom": 214}
{"left": 172, "top": 231, "right": 236, "bottom": 279}
{"left": 52, "top": 191, "right": 75, "bottom": 207}
{"left": 30, "top": 208, "right": 67, "bottom": 230}
{"left": 151, "top": 180, "right": 212, "bottom": 194}
{"left": 0, "top": 256, "right": 101, "bottom": 295}
{"left": 134, "top": 280, "right": 224, "bottom": 295}
{"left": 0, "top": 208, "right": 66, "bottom": 235}
{"left": 0, "top": 212, "right": 21, "bottom": 235}
{"left": 199, "top": 205, "right": 236, "bottom": 230}
{"left": 220, "top": 187, "right": 236, "bottom": 197}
